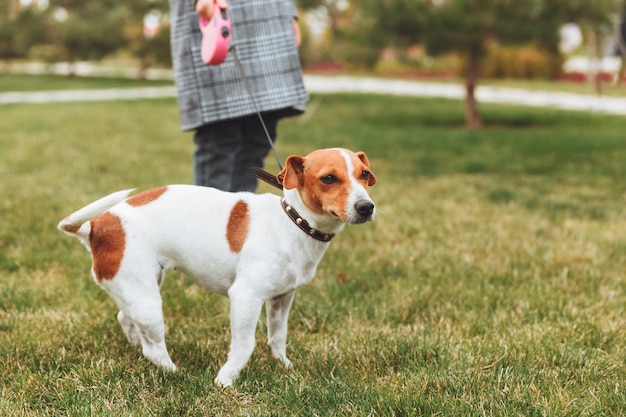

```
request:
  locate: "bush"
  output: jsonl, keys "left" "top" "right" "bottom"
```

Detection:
{"left": 28, "top": 44, "right": 68, "bottom": 64}
{"left": 479, "top": 43, "right": 563, "bottom": 80}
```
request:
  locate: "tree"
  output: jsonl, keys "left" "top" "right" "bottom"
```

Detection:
{"left": 297, "top": 0, "right": 427, "bottom": 69}
{"left": 616, "top": 4, "right": 626, "bottom": 86}
{"left": 424, "top": 0, "right": 550, "bottom": 128}
{"left": 346, "top": 0, "right": 428, "bottom": 69}
{"left": 421, "top": 0, "right": 621, "bottom": 128}
{"left": 297, "top": 0, "right": 372, "bottom": 67}
{"left": 122, "top": 0, "right": 170, "bottom": 80}
{"left": 0, "top": 0, "right": 49, "bottom": 70}
{"left": 0, "top": 0, "right": 22, "bottom": 68}
{"left": 363, "top": 0, "right": 427, "bottom": 48}
{"left": 563, "top": 0, "right": 623, "bottom": 93}
{"left": 49, "top": 0, "right": 127, "bottom": 76}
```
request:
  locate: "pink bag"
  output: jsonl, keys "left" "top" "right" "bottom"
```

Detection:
{"left": 199, "top": 3, "right": 231, "bottom": 65}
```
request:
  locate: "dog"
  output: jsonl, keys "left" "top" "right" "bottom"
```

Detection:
{"left": 58, "top": 148, "right": 376, "bottom": 387}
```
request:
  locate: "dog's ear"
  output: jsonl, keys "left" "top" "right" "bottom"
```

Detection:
{"left": 356, "top": 151, "right": 376, "bottom": 186}
{"left": 278, "top": 155, "right": 305, "bottom": 189}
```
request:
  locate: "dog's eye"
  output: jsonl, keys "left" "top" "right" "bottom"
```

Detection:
{"left": 361, "top": 171, "right": 371, "bottom": 181}
{"left": 320, "top": 174, "right": 337, "bottom": 184}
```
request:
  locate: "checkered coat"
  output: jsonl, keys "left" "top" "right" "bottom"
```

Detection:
{"left": 169, "top": 0, "right": 308, "bottom": 131}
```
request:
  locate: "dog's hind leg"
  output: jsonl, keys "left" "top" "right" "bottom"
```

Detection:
{"left": 266, "top": 291, "right": 295, "bottom": 367}
{"left": 124, "top": 295, "right": 176, "bottom": 372}
{"left": 116, "top": 268, "right": 165, "bottom": 347}
{"left": 137, "top": 322, "right": 176, "bottom": 372}
{"left": 104, "top": 268, "right": 177, "bottom": 372}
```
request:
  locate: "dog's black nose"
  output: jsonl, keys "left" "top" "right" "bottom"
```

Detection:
{"left": 355, "top": 200, "right": 375, "bottom": 217}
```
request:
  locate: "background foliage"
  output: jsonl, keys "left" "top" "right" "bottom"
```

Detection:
{"left": 1, "top": 0, "right": 624, "bottom": 74}
{"left": 2, "top": 0, "right": 624, "bottom": 126}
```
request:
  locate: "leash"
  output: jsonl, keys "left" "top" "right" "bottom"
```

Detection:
{"left": 229, "top": 41, "right": 333, "bottom": 242}
{"left": 230, "top": 46, "right": 284, "bottom": 171}
{"left": 251, "top": 167, "right": 283, "bottom": 190}
{"left": 199, "top": 3, "right": 283, "bottom": 177}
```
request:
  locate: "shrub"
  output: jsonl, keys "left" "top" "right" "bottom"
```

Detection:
{"left": 480, "top": 43, "right": 563, "bottom": 80}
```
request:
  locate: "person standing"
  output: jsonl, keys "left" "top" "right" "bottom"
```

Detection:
{"left": 169, "top": 0, "right": 308, "bottom": 192}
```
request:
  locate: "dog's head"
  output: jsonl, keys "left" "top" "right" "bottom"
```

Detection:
{"left": 278, "top": 148, "right": 376, "bottom": 224}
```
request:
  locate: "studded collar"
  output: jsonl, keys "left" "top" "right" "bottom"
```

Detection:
{"left": 253, "top": 168, "right": 335, "bottom": 242}
{"left": 281, "top": 198, "right": 335, "bottom": 242}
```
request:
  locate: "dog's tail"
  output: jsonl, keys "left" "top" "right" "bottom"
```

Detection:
{"left": 58, "top": 189, "right": 135, "bottom": 241}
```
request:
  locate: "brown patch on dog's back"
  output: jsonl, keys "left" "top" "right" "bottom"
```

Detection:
{"left": 90, "top": 212, "right": 125, "bottom": 281}
{"left": 226, "top": 200, "right": 249, "bottom": 253}
{"left": 126, "top": 186, "right": 168, "bottom": 207}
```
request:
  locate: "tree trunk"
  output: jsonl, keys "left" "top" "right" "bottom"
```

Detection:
{"left": 137, "top": 55, "right": 149, "bottom": 81}
{"left": 67, "top": 61, "right": 77, "bottom": 78}
{"left": 464, "top": 52, "right": 482, "bottom": 129}
{"left": 590, "top": 27, "right": 604, "bottom": 95}
{"left": 617, "top": 13, "right": 626, "bottom": 87}
{"left": 2, "top": 58, "right": 11, "bottom": 74}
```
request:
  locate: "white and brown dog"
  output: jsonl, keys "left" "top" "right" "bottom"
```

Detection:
{"left": 58, "top": 148, "right": 376, "bottom": 387}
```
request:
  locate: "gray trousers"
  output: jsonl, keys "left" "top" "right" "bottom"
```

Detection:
{"left": 193, "top": 113, "right": 278, "bottom": 192}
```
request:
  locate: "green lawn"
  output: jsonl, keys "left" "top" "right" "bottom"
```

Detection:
{"left": 0, "top": 73, "right": 172, "bottom": 92}
{"left": 1, "top": 90, "right": 625, "bottom": 415}
{"left": 480, "top": 77, "right": 626, "bottom": 97}
{"left": 437, "top": 77, "right": 626, "bottom": 97}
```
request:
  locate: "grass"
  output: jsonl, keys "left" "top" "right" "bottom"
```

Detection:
{"left": 444, "top": 77, "right": 626, "bottom": 97}
{"left": 0, "top": 73, "right": 172, "bottom": 92}
{"left": 1, "top": 83, "right": 625, "bottom": 415}
{"left": 479, "top": 77, "right": 626, "bottom": 97}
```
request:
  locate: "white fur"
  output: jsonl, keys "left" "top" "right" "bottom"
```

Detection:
{"left": 58, "top": 149, "right": 375, "bottom": 387}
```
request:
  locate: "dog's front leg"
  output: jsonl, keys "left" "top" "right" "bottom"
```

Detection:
{"left": 214, "top": 288, "right": 264, "bottom": 387}
{"left": 266, "top": 291, "right": 295, "bottom": 367}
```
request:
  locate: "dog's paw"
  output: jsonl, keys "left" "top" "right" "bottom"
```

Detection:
{"left": 214, "top": 373, "right": 234, "bottom": 388}
{"left": 215, "top": 366, "right": 239, "bottom": 388}
{"left": 160, "top": 360, "right": 178, "bottom": 372}
{"left": 269, "top": 348, "right": 292, "bottom": 368}
{"left": 214, "top": 376, "right": 232, "bottom": 388}
{"left": 142, "top": 344, "right": 177, "bottom": 372}
{"left": 279, "top": 355, "right": 292, "bottom": 368}
{"left": 147, "top": 355, "right": 177, "bottom": 372}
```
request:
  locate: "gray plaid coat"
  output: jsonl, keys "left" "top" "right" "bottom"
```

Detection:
{"left": 169, "top": 0, "right": 308, "bottom": 131}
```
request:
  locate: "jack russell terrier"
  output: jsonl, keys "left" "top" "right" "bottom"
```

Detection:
{"left": 58, "top": 148, "right": 376, "bottom": 387}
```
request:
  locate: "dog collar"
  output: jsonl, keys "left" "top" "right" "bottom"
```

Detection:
{"left": 281, "top": 198, "right": 335, "bottom": 242}
{"left": 253, "top": 168, "right": 335, "bottom": 242}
